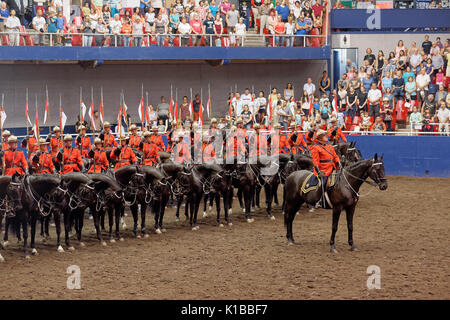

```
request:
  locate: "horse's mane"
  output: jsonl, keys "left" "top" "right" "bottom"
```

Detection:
{"left": 345, "top": 158, "right": 373, "bottom": 172}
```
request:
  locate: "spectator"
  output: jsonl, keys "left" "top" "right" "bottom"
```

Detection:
{"left": 178, "top": 16, "right": 191, "bottom": 47}
{"left": 416, "top": 68, "right": 430, "bottom": 101}
{"left": 239, "top": 1, "right": 251, "bottom": 30}
{"left": 358, "top": 86, "right": 368, "bottom": 114}
{"left": 220, "top": 0, "right": 231, "bottom": 28}
{"left": 148, "top": 104, "right": 158, "bottom": 126}
{"left": 421, "top": 35, "right": 432, "bottom": 55}
{"left": 5, "top": 9, "right": 20, "bottom": 46}
{"left": 32, "top": 9, "right": 47, "bottom": 46}
{"left": 311, "top": 0, "right": 324, "bottom": 27}
{"left": 259, "top": 0, "right": 270, "bottom": 35}
{"left": 276, "top": 0, "right": 290, "bottom": 23}
{"left": 395, "top": 40, "right": 406, "bottom": 59}
{"left": 273, "top": 15, "right": 285, "bottom": 47}
{"left": 81, "top": 15, "right": 94, "bottom": 47}
{"left": 422, "top": 94, "right": 436, "bottom": 115}
{"left": 132, "top": 16, "right": 143, "bottom": 47}
{"left": 121, "top": 18, "right": 132, "bottom": 47}
{"left": 190, "top": 13, "right": 202, "bottom": 46}
{"left": 192, "top": 93, "right": 201, "bottom": 121}
{"left": 267, "top": 8, "right": 277, "bottom": 35}
{"left": 155, "top": 13, "right": 167, "bottom": 46}
{"left": 362, "top": 72, "right": 373, "bottom": 92}
{"left": 88, "top": 110, "right": 102, "bottom": 133}
{"left": 153, "top": 0, "right": 163, "bottom": 16}
{"left": 392, "top": 70, "right": 405, "bottom": 101}
{"left": 405, "top": 75, "right": 417, "bottom": 103}
{"left": 318, "top": 70, "right": 330, "bottom": 97}
{"left": 169, "top": 5, "right": 180, "bottom": 33}
{"left": 209, "top": 0, "right": 219, "bottom": 20}
{"left": 409, "top": 106, "right": 422, "bottom": 136}
{"left": 157, "top": 96, "right": 170, "bottom": 124}
{"left": 385, "top": 51, "right": 397, "bottom": 74}
{"left": 213, "top": 13, "right": 223, "bottom": 46}
{"left": 346, "top": 86, "right": 357, "bottom": 119}
{"left": 368, "top": 82, "right": 382, "bottom": 118}
{"left": 251, "top": 0, "right": 262, "bottom": 30}
{"left": 203, "top": 12, "right": 214, "bottom": 46}
{"left": 0, "top": 2, "right": 9, "bottom": 34}
{"left": 241, "top": 105, "right": 253, "bottom": 129}
{"left": 295, "top": 12, "right": 307, "bottom": 47}
{"left": 235, "top": 17, "right": 246, "bottom": 46}
{"left": 435, "top": 100, "right": 449, "bottom": 135}
{"left": 380, "top": 97, "right": 394, "bottom": 131}
{"left": 110, "top": 14, "right": 122, "bottom": 47}
{"left": 375, "top": 50, "right": 385, "bottom": 75}
{"left": 337, "top": 73, "right": 349, "bottom": 91}
{"left": 381, "top": 71, "right": 393, "bottom": 92}
{"left": 435, "top": 85, "right": 447, "bottom": 103}
{"left": 422, "top": 109, "right": 434, "bottom": 133}
{"left": 337, "top": 84, "right": 347, "bottom": 112}
{"left": 396, "top": 50, "right": 407, "bottom": 71}
{"left": 370, "top": 116, "right": 386, "bottom": 136}
{"left": 284, "top": 83, "right": 294, "bottom": 101}
{"left": 345, "top": 59, "right": 356, "bottom": 73}
{"left": 333, "top": 0, "right": 344, "bottom": 9}
{"left": 364, "top": 48, "right": 376, "bottom": 70}
{"left": 402, "top": 66, "right": 415, "bottom": 84}
{"left": 409, "top": 48, "right": 422, "bottom": 74}
{"left": 284, "top": 15, "right": 295, "bottom": 47}
{"left": 94, "top": 17, "right": 107, "bottom": 46}
{"left": 303, "top": 77, "right": 315, "bottom": 98}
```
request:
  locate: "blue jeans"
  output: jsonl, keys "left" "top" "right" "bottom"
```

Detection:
{"left": 157, "top": 34, "right": 165, "bottom": 46}
{"left": 279, "top": 120, "right": 288, "bottom": 131}
{"left": 275, "top": 36, "right": 284, "bottom": 47}
{"left": 122, "top": 36, "right": 131, "bottom": 47}
{"left": 285, "top": 36, "right": 293, "bottom": 47}
{"left": 134, "top": 37, "right": 142, "bottom": 47}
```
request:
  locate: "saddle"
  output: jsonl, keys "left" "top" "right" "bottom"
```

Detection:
{"left": 326, "top": 171, "right": 338, "bottom": 189}
{"left": 301, "top": 172, "right": 321, "bottom": 194}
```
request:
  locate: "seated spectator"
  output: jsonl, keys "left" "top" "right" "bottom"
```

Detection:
{"left": 392, "top": 70, "right": 405, "bottom": 101}
{"left": 303, "top": 77, "right": 316, "bottom": 98}
{"left": 435, "top": 100, "right": 450, "bottom": 136}
{"left": 370, "top": 116, "right": 387, "bottom": 136}
{"left": 422, "top": 109, "right": 434, "bottom": 133}
{"left": 409, "top": 106, "right": 422, "bottom": 136}
{"left": 385, "top": 51, "right": 397, "bottom": 74}
{"left": 416, "top": 68, "right": 431, "bottom": 101}
{"left": 422, "top": 94, "right": 436, "bottom": 115}
{"left": 360, "top": 111, "right": 371, "bottom": 134}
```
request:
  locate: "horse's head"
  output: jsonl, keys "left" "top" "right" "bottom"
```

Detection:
{"left": 346, "top": 142, "right": 362, "bottom": 164}
{"left": 6, "top": 173, "right": 26, "bottom": 213}
{"left": 368, "top": 153, "right": 388, "bottom": 191}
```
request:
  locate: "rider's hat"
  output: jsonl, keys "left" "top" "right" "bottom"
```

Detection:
{"left": 103, "top": 121, "right": 111, "bottom": 128}
{"left": 52, "top": 126, "right": 61, "bottom": 132}
{"left": 316, "top": 129, "right": 327, "bottom": 138}
{"left": 143, "top": 131, "right": 151, "bottom": 137}
{"left": 130, "top": 124, "right": 137, "bottom": 131}
{"left": 7, "top": 135, "right": 18, "bottom": 143}
{"left": 94, "top": 137, "right": 102, "bottom": 144}
{"left": 2, "top": 130, "right": 11, "bottom": 137}
{"left": 63, "top": 134, "right": 73, "bottom": 141}
{"left": 38, "top": 138, "right": 49, "bottom": 145}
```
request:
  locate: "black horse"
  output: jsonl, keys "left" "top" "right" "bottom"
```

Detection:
{"left": 284, "top": 154, "right": 388, "bottom": 252}
{"left": 0, "top": 175, "right": 12, "bottom": 262}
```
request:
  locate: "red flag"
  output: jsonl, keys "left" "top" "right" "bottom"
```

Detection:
{"left": 25, "top": 99, "right": 32, "bottom": 126}
{"left": 174, "top": 100, "right": 178, "bottom": 122}
{"left": 99, "top": 98, "right": 104, "bottom": 125}
{"left": 89, "top": 100, "right": 96, "bottom": 131}
{"left": 138, "top": 97, "right": 144, "bottom": 123}
{"left": 169, "top": 96, "right": 174, "bottom": 119}
{"left": 43, "top": 96, "right": 49, "bottom": 124}
{"left": 34, "top": 108, "right": 40, "bottom": 140}
{"left": 308, "top": 96, "right": 314, "bottom": 117}
{"left": 117, "top": 104, "right": 123, "bottom": 135}
{"left": 228, "top": 98, "right": 233, "bottom": 118}
{"left": 189, "top": 97, "right": 193, "bottom": 117}
{"left": 145, "top": 105, "right": 149, "bottom": 126}
{"left": 207, "top": 94, "right": 211, "bottom": 118}
{"left": 333, "top": 95, "right": 338, "bottom": 114}
{"left": 199, "top": 99, "right": 203, "bottom": 125}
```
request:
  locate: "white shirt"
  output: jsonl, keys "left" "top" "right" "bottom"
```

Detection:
{"left": 110, "top": 20, "right": 122, "bottom": 34}
{"left": 368, "top": 89, "right": 382, "bottom": 103}
{"left": 285, "top": 22, "right": 295, "bottom": 35}
{"left": 416, "top": 74, "right": 430, "bottom": 89}
{"left": 303, "top": 83, "right": 316, "bottom": 96}
{"left": 235, "top": 23, "right": 246, "bottom": 36}
{"left": 436, "top": 108, "right": 450, "bottom": 123}
{"left": 178, "top": 22, "right": 191, "bottom": 34}
{"left": 232, "top": 98, "right": 243, "bottom": 116}
{"left": 6, "top": 16, "right": 20, "bottom": 30}
{"left": 241, "top": 93, "right": 252, "bottom": 104}
{"left": 32, "top": 16, "right": 46, "bottom": 31}
{"left": 254, "top": 97, "right": 266, "bottom": 110}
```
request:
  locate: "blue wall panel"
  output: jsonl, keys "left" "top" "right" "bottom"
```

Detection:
{"left": 330, "top": 9, "right": 450, "bottom": 29}
{"left": 347, "top": 136, "right": 450, "bottom": 178}
{"left": 0, "top": 46, "right": 330, "bottom": 61}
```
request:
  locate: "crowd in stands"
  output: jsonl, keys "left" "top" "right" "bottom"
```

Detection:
{"left": 0, "top": 0, "right": 328, "bottom": 47}
{"left": 332, "top": 35, "right": 450, "bottom": 135}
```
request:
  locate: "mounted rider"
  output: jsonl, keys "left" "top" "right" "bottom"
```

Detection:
{"left": 140, "top": 131, "right": 160, "bottom": 166}
{"left": 201, "top": 135, "right": 216, "bottom": 163}
{"left": 248, "top": 123, "right": 267, "bottom": 157}
{"left": 270, "top": 123, "right": 290, "bottom": 155}
{"left": 128, "top": 124, "right": 141, "bottom": 149}
{"left": 21, "top": 128, "right": 39, "bottom": 157}
{"left": 75, "top": 125, "right": 92, "bottom": 157}
{"left": 172, "top": 130, "right": 191, "bottom": 165}
{"left": 110, "top": 134, "right": 137, "bottom": 171}
{"left": 55, "top": 134, "right": 84, "bottom": 174}
{"left": 288, "top": 124, "right": 307, "bottom": 155}
{"left": 327, "top": 117, "right": 347, "bottom": 144}
{"left": 149, "top": 125, "right": 165, "bottom": 151}
{"left": 47, "top": 126, "right": 63, "bottom": 157}
{"left": 2, "top": 135, "right": 29, "bottom": 176}
{"left": 87, "top": 137, "right": 109, "bottom": 173}
{"left": 30, "top": 138, "right": 56, "bottom": 174}
{"left": 100, "top": 121, "right": 118, "bottom": 151}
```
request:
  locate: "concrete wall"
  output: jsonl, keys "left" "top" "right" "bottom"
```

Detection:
{"left": 331, "top": 33, "right": 449, "bottom": 66}
{"left": 0, "top": 61, "right": 327, "bottom": 128}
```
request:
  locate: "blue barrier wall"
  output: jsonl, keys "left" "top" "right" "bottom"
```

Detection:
{"left": 346, "top": 136, "right": 450, "bottom": 178}
{"left": 330, "top": 9, "right": 450, "bottom": 29}
{"left": 0, "top": 46, "right": 331, "bottom": 61}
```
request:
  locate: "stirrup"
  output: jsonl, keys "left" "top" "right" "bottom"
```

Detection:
{"left": 324, "top": 192, "right": 333, "bottom": 209}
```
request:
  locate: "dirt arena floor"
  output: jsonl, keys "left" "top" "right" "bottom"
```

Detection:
{"left": 0, "top": 175, "right": 449, "bottom": 300}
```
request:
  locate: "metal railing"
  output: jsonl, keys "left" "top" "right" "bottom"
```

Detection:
{"left": 0, "top": 31, "right": 328, "bottom": 48}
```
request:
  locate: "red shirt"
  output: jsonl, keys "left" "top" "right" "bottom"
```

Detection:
{"left": 312, "top": 4, "right": 324, "bottom": 17}
{"left": 274, "top": 22, "right": 285, "bottom": 34}
{"left": 190, "top": 19, "right": 202, "bottom": 34}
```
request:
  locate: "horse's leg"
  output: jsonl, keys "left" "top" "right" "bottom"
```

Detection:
{"left": 209, "top": 192, "right": 214, "bottom": 211}
{"left": 120, "top": 206, "right": 126, "bottom": 230}
{"left": 108, "top": 207, "right": 115, "bottom": 242}
{"left": 193, "top": 193, "right": 201, "bottom": 229}
{"left": 22, "top": 215, "right": 30, "bottom": 259}
{"left": 215, "top": 193, "right": 222, "bottom": 226}
{"left": 54, "top": 212, "right": 64, "bottom": 252}
{"left": 345, "top": 205, "right": 358, "bottom": 251}
{"left": 100, "top": 210, "right": 105, "bottom": 231}
{"left": 30, "top": 213, "right": 38, "bottom": 256}
{"left": 115, "top": 205, "right": 123, "bottom": 241}
{"left": 39, "top": 216, "right": 44, "bottom": 239}
{"left": 330, "top": 205, "right": 343, "bottom": 253}
{"left": 64, "top": 212, "right": 74, "bottom": 250}
{"left": 202, "top": 193, "right": 208, "bottom": 217}
{"left": 93, "top": 208, "right": 106, "bottom": 246}
{"left": 45, "top": 216, "right": 50, "bottom": 239}
{"left": 189, "top": 195, "right": 196, "bottom": 230}
{"left": 130, "top": 203, "right": 139, "bottom": 237}
{"left": 141, "top": 202, "right": 148, "bottom": 237}
{"left": 77, "top": 210, "right": 85, "bottom": 247}
{"left": 3, "top": 217, "right": 10, "bottom": 246}
{"left": 273, "top": 182, "right": 279, "bottom": 205}
{"left": 159, "top": 194, "right": 169, "bottom": 232}
{"left": 175, "top": 195, "right": 182, "bottom": 220}
{"left": 255, "top": 185, "right": 261, "bottom": 208}
{"left": 284, "top": 200, "right": 302, "bottom": 245}
{"left": 184, "top": 196, "right": 189, "bottom": 220}
{"left": 244, "top": 185, "right": 254, "bottom": 222}
{"left": 237, "top": 188, "right": 244, "bottom": 211}
{"left": 264, "top": 184, "right": 274, "bottom": 219}
{"left": 154, "top": 200, "right": 162, "bottom": 234}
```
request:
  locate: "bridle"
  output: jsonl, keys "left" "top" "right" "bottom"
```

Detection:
{"left": 341, "top": 161, "right": 387, "bottom": 197}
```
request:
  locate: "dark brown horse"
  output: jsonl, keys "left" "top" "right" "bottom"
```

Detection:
{"left": 284, "top": 154, "right": 387, "bottom": 252}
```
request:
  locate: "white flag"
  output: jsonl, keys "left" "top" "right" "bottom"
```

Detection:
{"left": 0, "top": 109, "right": 6, "bottom": 127}
{"left": 61, "top": 111, "right": 67, "bottom": 131}
{"left": 81, "top": 102, "right": 87, "bottom": 120}
{"left": 89, "top": 102, "right": 96, "bottom": 131}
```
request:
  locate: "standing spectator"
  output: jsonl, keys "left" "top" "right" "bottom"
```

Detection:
{"left": 422, "top": 94, "right": 436, "bottom": 115}
{"left": 435, "top": 100, "right": 449, "bottom": 136}
{"left": 311, "top": 0, "right": 323, "bottom": 28}
{"left": 337, "top": 84, "right": 347, "bottom": 113}
{"left": 88, "top": 110, "right": 102, "bottom": 133}
{"left": 213, "top": 13, "right": 223, "bottom": 46}
{"left": 121, "top": 18, "right": 132, "bottom": 47}
{"left": 226, "top": 4, "right": 239, "bottom": 31}
{"left": 47, "top": 11, "right": 58, "bottom": 46}
{"left": 380, "top": 97, "right": 394, "bottom": 131}
{"left": 241, "top": 105, "right": 253, "bottom": 129}
{"left": 209, "top": 0, "right": 219, "bottom": 20}
{"left": 110, "top": 14, "right": 122, "bottom": 47}
{"left": 421, "top": 35, "right": 432, "bottom": 55}
{"left": 178, "top": 16, "right": 191, "bottom": 47}
{"left": 396, "top": 50, "right": 407, "bottom": 71}
{"left": 364, "top": 48, "right": 376, "bottom": 70}
{"left": 169, "top": 5, "right": 180, "bottom": 33}
{"left": 362, "top": 72, "right": 373, "bottom": 92}
{"left": 381, "top": 71, "right": 393, "bottom": 92}
{"left": 392, "top": 70, "right": 405, "bottom": 101}
{"left": 409, "top": 106, "right": 422, "bottom": 136}
{"left": 370, "top": 116, "right": 387, "bottom": 136}
{"left": 295, "top": 13, "right": 307, "bottom": 47}
{"left": 251, "top": 0, "right": 262, "bottom": 30}
{"left": 435, "top": 85, "right": 447, "bottom": 103}
{"left": 273, "top": 15, "right": 285, "bottom": 47}
{"left": 346, "top": 87, "right": 358, "bottom": 119}
{"left": 239, "top": 1, "right": 251, "bottom": 30}
{"left": 318, "top": 70, "right": 330, "bottom": 97}
{"left": 303, "top": 77, "right": 316, "bottom": 98}
{"left": 395, "top": 40, "right": 406, "bottom": 59}
{"left": 132, "top": 16, "right": 143, "bottom": 47}
{"left": 32, "top": 9, "right": 47, "bottom": 46}
{"left": 276, "top": 0, "right": 290, "bottom": 23}
{"left": 337, "top": 73, "right": 349, "bottom": 91}
{"left": 375, "top": 50, "right": 385, "bottom": 75}
{"left": 155, "top": 13, "right": 167, "bottom": 46}
{"left": 357, "top": 86, "right": 368, "bottom": 114}
{"left": 0, "top": 2, "right": 9, "bottom": 34}
{"left": 190, "top": 13, "right": 202, "bottom": 46}
{"left": 416, "top": 68, "right": 430, "bottom": 102}
{"left": 153, "top": 0, "right": 163, "bottom": 16}
{"left": 203, "top": 12, "right": 215, "bottom": 46}
{"left": 81, "top": 15, "right": 94, "bottom": 47}
{"left": 235, "top": 17, "right": 246, "bottom": 46}
{"left": 259, "top": 0, "right": 270, "bottom": 34}
{"left": 157, "top": 96, "right": 170, "bottom": 124}
{"left": 284, "top": 15, "right": 295, "bottom": 47}
{"left": 255, "top": 90, "right": 267, "bottom": 124}
{"left": 409, "top": 48, "right": 422, "bottom": 74}
{"left": 220, "top": 0, "right": 231, "bottom": 28}
{"left": 5, "top": 9, "right": 20, "bottom": 46}
{"left": 422, "top": 109, "right": 434, "bottom": 133}
{"left": 284, "top": 83, "right": 294, "bottom": 101}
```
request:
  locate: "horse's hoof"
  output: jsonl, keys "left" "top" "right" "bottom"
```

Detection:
{"left": 124, "top": 213, "right": 128, "bottom": 217}
{"left": 208, "top": 206, "right": 212, "bottom": 212}
{"left": 350, "top": 246, "right": 359, "bottom": 252}
{"left": 122, "top": 224, "right": 127, "bottom": 230}
{"left": 246, "top": 218, "right": 253, "bottom": 223}
{"left": 68, "top": 246, "right": 75, "bottom": 251}
{"left": 101, "top": 241, "right": 107, "bottom": 247}
{"left": 136, "top": 234, "right": 141, "bottom": 239}
{"left": 287, "top": 241, "right": 294, "bottom": 246}
{"left": 202, "top": 211, "right": 208, "bottom": 218}
{"left": 308, "top": 208, "right": 314, "bottom": 213}
{"left": 25, "top": 255, "right": 31, "bottom": 260}
{"left": 144, "top": 234, "right": 149, "bottom": 238}
{"left": 50, "top": 223, "right": 56, "bottom": 227}
{"left": 191, "top": 227, "right": 197, "bottom": 231}
{"left": 2, "top": 240, "right": 9, "bottom": 248}
{"left": 241, "top": 208, "right": 245, "bottom": 213}
{"left": 282, "top": 211, "right": 285, "bottom": 215}
{"left": 175, "top": 217, "right": 180, "bottom": 222}
{"left": 79, "top": 242, "right": 86, "bottom": 247}
{"left": 110, "top": 239, "right": 116, "bottom": 243}
{"left": 219, "top": 223, "right": 224, "bottom": 228}
{"left": 119, "top": 237, "right": 124, "bottom": 242}
{"left": 330, "top": 247, "right": 338, "bottom": 254}
{"left": 40, "top": 237, "right": 46, "bottom": 243}
{"left": 0, "top": 254, "right": 4, "bottom": 262}
{"left": 155, "top": 228, "right": 162, "bottom": 235}
{"left": 31, "top": 248, "right": 38, "bottom": 256}
{"left": 228, "top": 222, "right": 233, "bottom": 226}
{"left": 269, "top": 215, "right": 276, "bottom": 220}
{"left": 161, "top": 228, "right": 167, "bottom": 233}
{"left": 228, "top": 208, "right": 232, "bottom": 215}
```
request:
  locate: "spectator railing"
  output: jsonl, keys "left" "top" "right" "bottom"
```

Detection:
{"left": 0, "top": 31, "right": 328, "bottom": 48}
